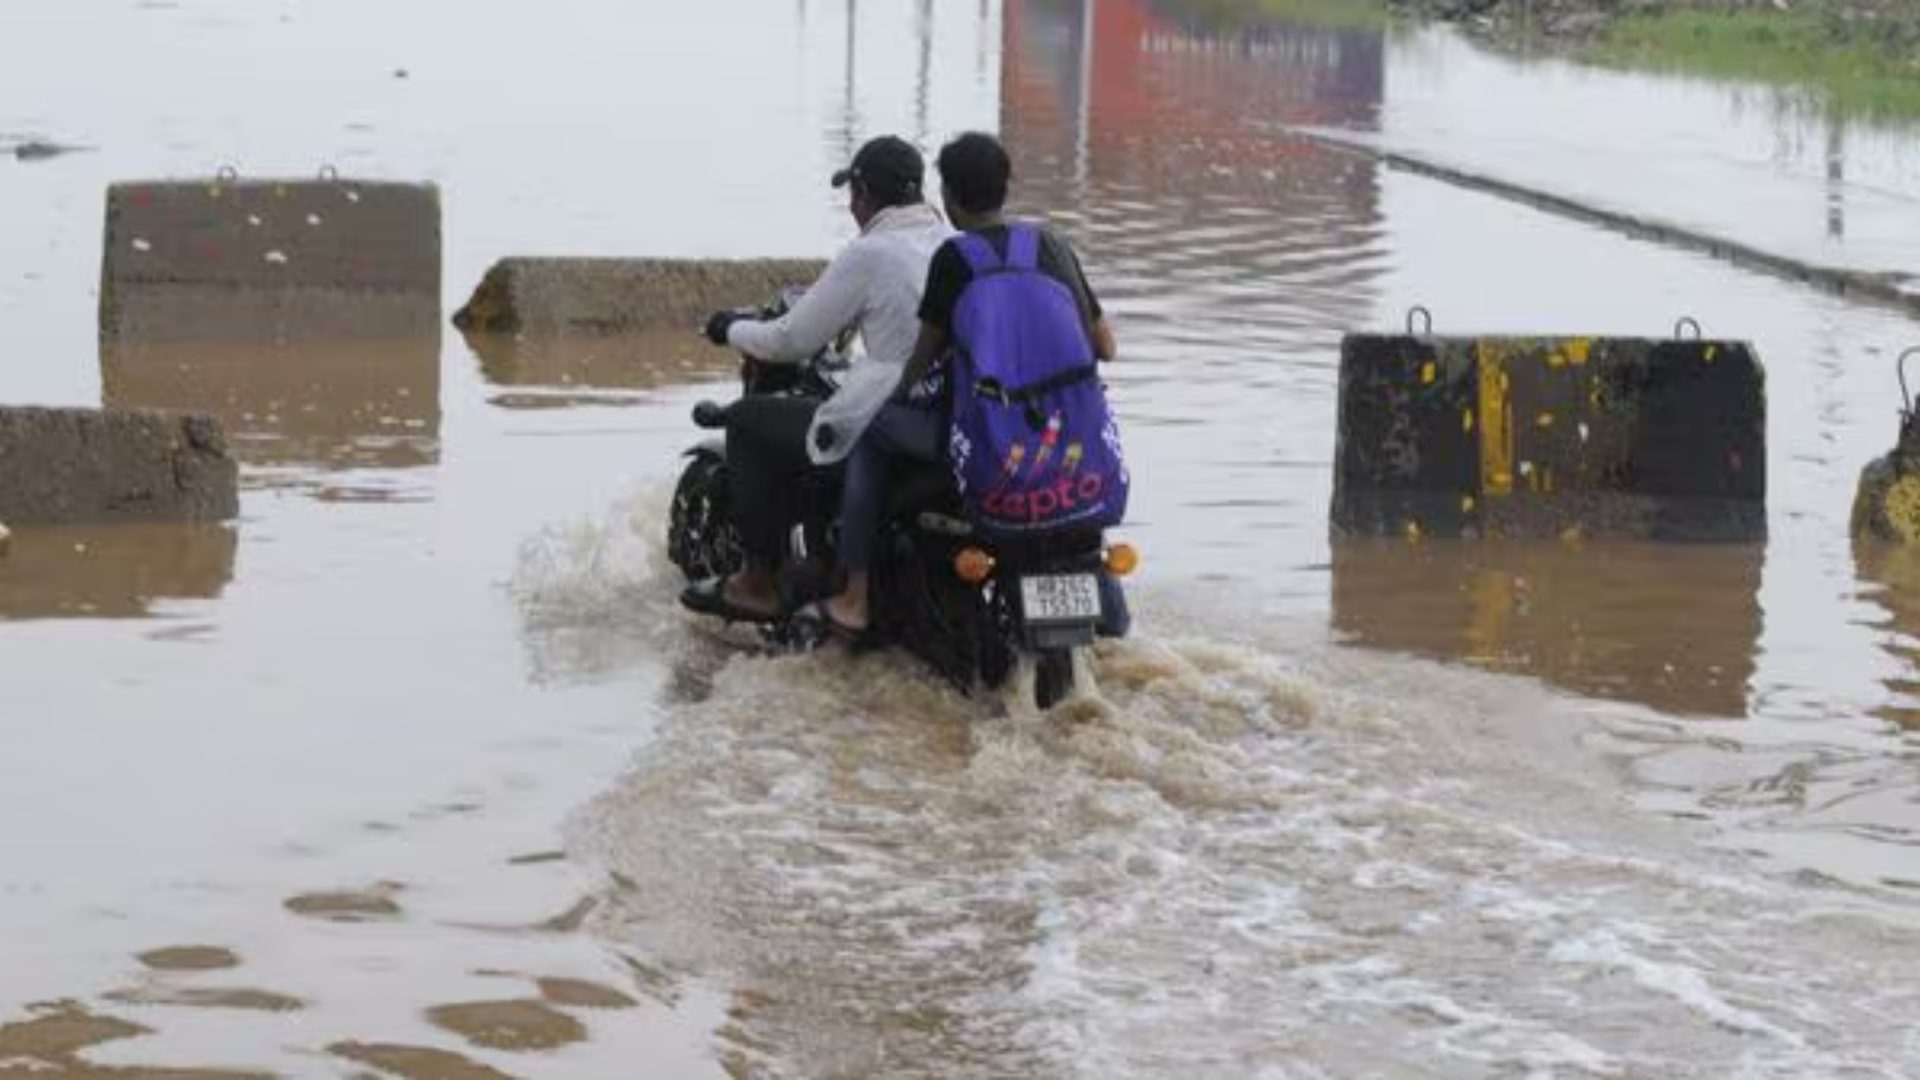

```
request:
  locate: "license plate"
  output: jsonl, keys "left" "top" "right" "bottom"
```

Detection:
{"left": 1020, "top": 573, "right": 1102, "bottom": 623}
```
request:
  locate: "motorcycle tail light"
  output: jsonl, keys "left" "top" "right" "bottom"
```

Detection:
{"left": 1104, "top": 542, "right": 1140, "bottom": 577}
{"left": 953, "top": 547, "right": 996, "bottom": 584}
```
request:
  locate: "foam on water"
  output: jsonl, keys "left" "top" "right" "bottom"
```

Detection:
{"left": 511, "top": 493, "right": 1920, "bottom": 1079}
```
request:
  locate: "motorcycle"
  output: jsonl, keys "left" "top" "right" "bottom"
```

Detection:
{"left": 666, "top": 288, "right": 1137, "bottom": 710}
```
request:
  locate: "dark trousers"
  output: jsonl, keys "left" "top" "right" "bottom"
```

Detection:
{"left": 839, "top": 403, "right": 943, "bottom": 572}
{"left": 726, "top": 396, "right": 820, "bottom": 566}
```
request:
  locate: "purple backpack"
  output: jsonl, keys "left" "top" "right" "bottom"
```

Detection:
{"left": 946, "top": 224, "right": 1128, "bottom": 538}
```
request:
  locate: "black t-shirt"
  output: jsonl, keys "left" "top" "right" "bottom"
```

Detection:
{"left": 918, "top": 223, "right": 1105, "bottom": 336}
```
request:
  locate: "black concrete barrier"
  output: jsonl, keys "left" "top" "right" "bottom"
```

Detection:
{"left": 0, "top": 407, "right": 238, "bottom": 526}
{"left": 99, "top": 169, "right": 441, "bottom": 335}
{"left": 453, "top": 257, "right": 828, "bottom": 334}
{"left": 1331, "top": 314, "right": 1767, "bottom": 542}
{"left": 1851, "top": 346, "right": 1920, "bottom": 543}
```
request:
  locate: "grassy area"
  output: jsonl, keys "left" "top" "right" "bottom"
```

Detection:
{"left": 1155, "top": 0, "right": 1920, "bottom": 119}
{"left": 1591, "top": 6, "right": 1920, "bottom": 118}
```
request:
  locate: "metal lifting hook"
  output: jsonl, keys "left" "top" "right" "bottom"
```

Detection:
{"left": 1899, "top": 346, "right": 1920, "bottom": 421}
{"left": 1674, "top": 316, "right": 1703, "bottom": 341}
{"left": 1406, "top": 305, "right": 1433, "bottom": 337}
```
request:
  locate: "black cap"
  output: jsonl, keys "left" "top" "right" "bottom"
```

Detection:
{"left": 830, "top": 135, "right": 924, "bottom": 203}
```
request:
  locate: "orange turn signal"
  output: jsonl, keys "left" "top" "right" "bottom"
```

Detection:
{"left": 1104, "top": 542, "right": 1140, "bottom": 577}
{"left": 953, "top": 547, "right": 996, "bottom": 584}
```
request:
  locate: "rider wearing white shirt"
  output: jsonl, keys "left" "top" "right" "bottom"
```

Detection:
{"left": 684, "top": 135, "right": 953, "bottom": 624}
{"left": 726, "top": 197, "right": 952, "bottom": 466}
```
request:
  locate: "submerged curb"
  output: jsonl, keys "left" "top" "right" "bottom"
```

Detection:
{"left": 1288, "top": 127, "right": 1920, "bottom": 317}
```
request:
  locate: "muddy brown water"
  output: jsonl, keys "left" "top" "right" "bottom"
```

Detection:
{"left": 5, "top": 1, "right": 1920, "bottom": 1076}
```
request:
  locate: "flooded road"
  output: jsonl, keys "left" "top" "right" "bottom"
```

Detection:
{"left": 6, "top": 0, "right": 1920, "bottom": 1076}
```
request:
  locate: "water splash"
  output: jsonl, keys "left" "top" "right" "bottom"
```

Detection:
{"left": 547, "top": 585, "right": 1920, "bottom": 1078}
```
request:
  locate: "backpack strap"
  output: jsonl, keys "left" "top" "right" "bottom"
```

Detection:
{"left": 954, "top": 232, "right": 1002, "bottom": 275}
{"left": 955, "top": 224, "right": 1046, "bottom": 276}
{"left": 1004, "top": 223, "right": 1042, "bottom": 271}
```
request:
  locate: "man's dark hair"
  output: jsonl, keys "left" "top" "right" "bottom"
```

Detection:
{"left": 937, "top": 131, "right": 1011, "bottom": 216}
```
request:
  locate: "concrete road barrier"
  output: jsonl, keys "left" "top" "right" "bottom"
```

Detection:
{"left": 0, "top": 407, "right": 238, "bottom": 526}
{"left": 1853, "top": 455, "right": 1917, "bottom": 542}
{"left": 1332, "top": 316, "right": 1767, "bottom": 542}
{"left": 1851, "top": 348, "right": 1920, "bottom": 543}
{"left": 103, "top": 280, "right": 441, "bottom": 343}
{"left": 453, "top": 257, "right": 828, "bottom": 334}
{"left": 78, "top": 171, "right": 438, "bottom": 512}
{"left": 100, "top": 171, "right": 441, "bottom": 335}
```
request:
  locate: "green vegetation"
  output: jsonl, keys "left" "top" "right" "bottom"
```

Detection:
{"left": 1591, "top": 4, "right": 1920, "bottom": 118}
{"left": 1160, "top": 0, "right": 1389, "bottom": 33}
{"left": 1159, "top": 0, "right": 1920, "bottom": 119}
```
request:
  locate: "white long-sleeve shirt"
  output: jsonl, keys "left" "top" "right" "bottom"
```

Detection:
{"left": 727, "top": 202, "right": 953, "bottom": 464}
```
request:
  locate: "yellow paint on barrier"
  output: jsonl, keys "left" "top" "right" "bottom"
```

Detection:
{"left": 1420, "top": 361, "right": 1436, "bottom": 385}
{"left": 1885, "top": 475, "right": 1920, "bottom": 542}
{"left": 1566, "top": 339, "right": 1591, "bottom": 366}
{"left": 1466, "top": 571, "right": 1514, "bottom": 666}
{"left": 1477, "top": 340, "right": 1515, "bottom": 497}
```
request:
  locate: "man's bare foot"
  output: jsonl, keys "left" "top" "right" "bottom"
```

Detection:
{"left": 820, "top": 592, "right": 868, "bottom": 633}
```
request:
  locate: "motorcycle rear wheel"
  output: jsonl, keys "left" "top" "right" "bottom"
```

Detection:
{"left": 1034, "top": 648, "right": 1076, "bottom": 710}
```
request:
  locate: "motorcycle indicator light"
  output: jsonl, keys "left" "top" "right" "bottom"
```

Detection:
{"left": 953, "top": 547, "right": 996, "bottom": 584}
{"left": 1104, "top": 542, "right": 1140, "bottom": 577}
